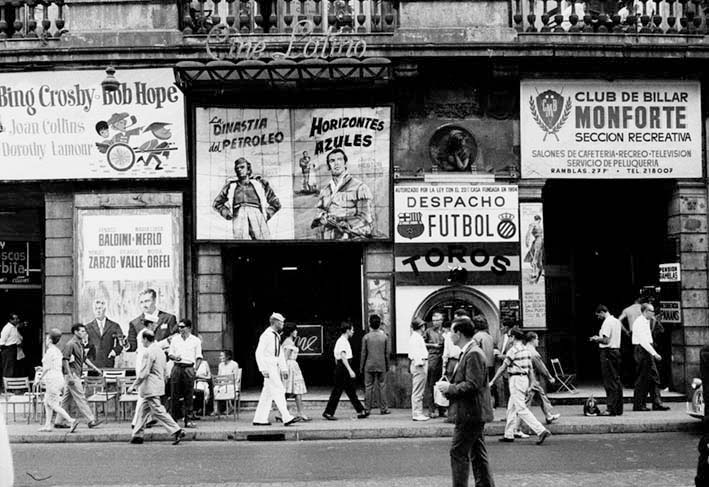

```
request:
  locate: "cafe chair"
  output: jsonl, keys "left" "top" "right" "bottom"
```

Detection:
{"left": 2, "top": 377, "right": 33, "bottom": 423}
{"left": 550, "top": 358, "right": 577, "bottom": 393}
{"left": 85, "top": 376, "right": 119, "bottom": 421}
{"left": 116, "top": 376, "right": 139, "bottom": 422}
{"left": 213, "top": 369, "right": 241, "bottom": 421}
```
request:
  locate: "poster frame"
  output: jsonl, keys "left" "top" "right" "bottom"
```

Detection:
{"left": 0, "top": 68, "right": 188, "bottom": 183}
{"left": 73, "top": 193, "right": 185, "bottom": 334}
{"left": 190, "top": 102, "right": 395, "bottom": 244}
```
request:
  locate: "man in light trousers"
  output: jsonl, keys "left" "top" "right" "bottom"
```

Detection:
{"left": 252, "top": 313, "right": 297, "bottom": 426}
{"left": 129, "top": 329, "right": 184, "bottom": 445}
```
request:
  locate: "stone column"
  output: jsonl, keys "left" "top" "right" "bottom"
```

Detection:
{"left": 196, "top": 244, "right": 227, "bottom": 365}
{"left": 44, "top": 193, "right": 74, "bottom": 335}
{"left": 668, "top": 181, "right": 709, "bottom": 393}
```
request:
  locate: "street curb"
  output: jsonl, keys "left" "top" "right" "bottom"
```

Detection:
{"left": 9, "top": 419, "right": 701, "bottom": 443}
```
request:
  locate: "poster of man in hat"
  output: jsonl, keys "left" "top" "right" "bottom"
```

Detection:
{"left": 194, "top": 106, "right": 391, "bottom": 241}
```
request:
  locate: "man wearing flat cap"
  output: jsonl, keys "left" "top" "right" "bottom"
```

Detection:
{"left": 213, "top": 158, "right": 281, "bottom": 240}
{"left": 253, "top": 312, "right": 297, "bottom": 426}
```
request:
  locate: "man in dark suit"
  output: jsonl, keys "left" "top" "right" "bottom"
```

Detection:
{"left": 360, "top": 314, "right": 390, "bottom": 415}
{"left": 86, "top": 298, "right": 124, "bottom": 368}
{"left": 437, "top": 316, "right": 495, "bottom": 487}
{"left": 127, "top": 288, "right": 177, "bottom": 351}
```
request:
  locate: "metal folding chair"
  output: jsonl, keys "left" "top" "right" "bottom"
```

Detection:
{"left": 550, "top": 358, "right": 577, "bottom": 393}
{"left": 85, "top": 376, "right": 119, "bottom": 421}
{"left": 2, "top": 377, "right": 33, "bottom": 423}
{"left": 213, "top": 369, "right": 241, "bottom": 420}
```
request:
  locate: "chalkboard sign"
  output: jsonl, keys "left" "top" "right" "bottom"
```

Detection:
{"left": 499, "top": 300, "right": 521, "bottom": 328}
{"left": 293, "top": 324, "right": 323, "bottom": 357}
{"left": 0, "top": 241, "right": 40, "bottom": 285}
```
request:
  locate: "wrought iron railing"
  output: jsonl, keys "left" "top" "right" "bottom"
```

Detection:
{"left": 181, "top": 0, "right": 396, "bottom": 35}
{"left": 0, "top": 0, "right": 66, "bottom": 39}
{"left": 514, "top": 0, "right": 709, "bottom": 34}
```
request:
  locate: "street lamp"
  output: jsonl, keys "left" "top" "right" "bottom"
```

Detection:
{"left": 101, "top": 66, "right": 120, "bottom": 93}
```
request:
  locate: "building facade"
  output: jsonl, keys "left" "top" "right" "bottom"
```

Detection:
{"left": 0, "top": 0, "right": 707, "bottom": 402}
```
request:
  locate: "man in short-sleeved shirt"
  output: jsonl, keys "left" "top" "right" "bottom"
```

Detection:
{"left": 167, "top": 319, "right": 203, "bottom": 427}
{"left": 591, "top": 305, "right": 623, "bottom": 416}
{"left": 323, "top": 322, "right": 367, "bottom": 420}
{"left": 631, "top": 304, "right": 668, "bottom": 412}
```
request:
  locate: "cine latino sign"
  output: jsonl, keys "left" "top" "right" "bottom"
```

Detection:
{"left": 521, "top": 80, "right": 701, "bottom": 179}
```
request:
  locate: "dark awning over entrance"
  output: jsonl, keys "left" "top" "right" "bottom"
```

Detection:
{"left": 174, "top": 58, "right": 391, "bottom": 89}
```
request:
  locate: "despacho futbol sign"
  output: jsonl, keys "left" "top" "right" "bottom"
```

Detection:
{"left": 521, "top": 80, "right": 701, "bottom": 179}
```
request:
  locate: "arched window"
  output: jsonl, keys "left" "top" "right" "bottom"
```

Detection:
{"left": 412, "top": 286, "right": 501, "bottom": 343}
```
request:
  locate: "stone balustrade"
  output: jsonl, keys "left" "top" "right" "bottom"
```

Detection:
{"left": 181, "top": 0, "right": 396, "bottom": 35}
{"left": 514, "top": 0, "right": 709, "bottom": 34}
{"left": 0, "top": 0, "right": 66, "bottom": 39}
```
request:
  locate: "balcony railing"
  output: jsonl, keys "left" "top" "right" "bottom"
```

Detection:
{"left": 181, "top": 0, "right": 396, "bottom": 35}
{"left": 0, "top": 0, "right": 66, "bottom": 39}
{"left": 514, "top": 0, "right": 709, "bottom": 34}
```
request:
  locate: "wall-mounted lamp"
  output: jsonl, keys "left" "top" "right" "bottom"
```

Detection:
{"left": 101, "top": 66, "right": 120, "bottom": 93}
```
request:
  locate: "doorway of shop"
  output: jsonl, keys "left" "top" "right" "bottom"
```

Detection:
{"left": 543, "top": 180, "right": 673, "bottom": 386}
{"left": 225, "top": 245, "right": 364, "bottom": 390}
{"left": 0, "top": 288, "right": 43, "bottom": 378}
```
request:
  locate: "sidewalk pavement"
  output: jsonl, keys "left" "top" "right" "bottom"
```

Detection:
{"left": 5, "top": 402, "right": 701, "bottom": 444}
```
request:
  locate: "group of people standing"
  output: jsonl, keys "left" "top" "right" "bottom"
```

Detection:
{"left": 591, "top": 298, "right": 670, "bottom": 416}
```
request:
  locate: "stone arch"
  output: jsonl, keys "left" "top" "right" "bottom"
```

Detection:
{"left": 412, "top": 285, "right": 501, "bottom": 342}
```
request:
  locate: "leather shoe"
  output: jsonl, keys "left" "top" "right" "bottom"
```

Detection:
{"left": 53, "top": 424, "right": 70, "bottom": 429}
{"left": 87, "top": 420, "right": 103, "bottom": 429}
{"left": 283, "top": 417, "right": 300, "bottom": 426}
{"left": 633, "top": 407, "right": 651, "bottom": 412}
{"left": 252, "top": 422, "right": 272, "bottom": 426}
{"left": 498, "top": 437, "right": 514, "bottom": 443}
{"left": 322, "top": 413, "right": 337, "bottom": 421}
{"left": 130, "top": 436, "right": 144, "bottom": 444}
{"left": 536, "top": 430, "right": 551, "bottom": 445}
{"left": 357, "top": 411, "right": 370, "bottom": 419}
{"left": 172, "top": 429, "right": 186, "bottom": 445}
{"left": 652, "top": 405, "right": 670, "bottom": 411}
{"left": 545, "top": 413, "right": 560, "bottom": 424}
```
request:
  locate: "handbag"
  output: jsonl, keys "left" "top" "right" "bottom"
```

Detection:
{"left": 433, "top": 379, "right": 450, "bottom": 407}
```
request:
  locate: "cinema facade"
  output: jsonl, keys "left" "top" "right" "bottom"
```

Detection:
{"left": 0, "top": 1, "right": 706, "bottom": 402}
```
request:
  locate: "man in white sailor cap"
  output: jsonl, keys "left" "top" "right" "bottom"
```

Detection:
{"left": 252, "top": 312, "right": 298, "bottom": 426}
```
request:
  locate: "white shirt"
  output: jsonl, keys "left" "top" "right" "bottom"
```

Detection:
{"left": 407, "top": 332, "right": 428, "bottom": 366}
{"left": 255, "top": 327, "right": 285, "bottom": 373}
{"left": 631, "top": 315, "right": 659, "bottom": 356}
{"left": 442, "top": 331, "right": 462, "bottom": 362}
{"left": 599, "top": 315, "right": 622, "bottom": 349}
{"left": 168, "top": 334, "right": 203, "bottom": 365}
{"left": 218, "top": 360, "right": 239, "bottom": 377}
{"left": 0, "top": 322, "right": 22, "bottom": 346}
{"left": 333, "top": 335, "right": 353, "bottom": 361}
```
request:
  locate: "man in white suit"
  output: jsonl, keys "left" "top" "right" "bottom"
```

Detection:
{"left": 252, "top": 313, "right": 298, "bottom": 426}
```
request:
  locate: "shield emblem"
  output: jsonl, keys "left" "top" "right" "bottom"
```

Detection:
{"left": 396, "top": 212, "right": 424, "bottom": 240}
{"left": 535, "top": 90, "right": 564, "bottom": 130}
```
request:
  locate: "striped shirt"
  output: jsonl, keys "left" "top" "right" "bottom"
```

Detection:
{"left": 504, "top": 343, "right": 532, "bottom": 375}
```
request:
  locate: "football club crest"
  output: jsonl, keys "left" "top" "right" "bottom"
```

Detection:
{"left": 497, "top": 213, "right": 517, "bottom": 240}
{"left": 529, "top": 89, "right": 572, "bottom": 142}
{"left": 397, "top": 212, "right": 424, "bottom": 240}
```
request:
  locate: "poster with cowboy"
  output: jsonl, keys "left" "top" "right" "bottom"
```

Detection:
{"left": 195, "top": 106, "right": 390, "bottom": 241}
{"left": 0, "top": 68, "right": 186, "bottom": 180}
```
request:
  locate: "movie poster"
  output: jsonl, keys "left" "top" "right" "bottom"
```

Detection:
{"left": 195, "top": 106, "right": 391, "bottom": 241}
{"left": 519, "top": 202, "right": 546, "bottom": 328}
{"left": 76, "top": 208, "right": 183, "bottom": 341}
{"left": 0, "top": 68, "right": 186, "bottom": 180}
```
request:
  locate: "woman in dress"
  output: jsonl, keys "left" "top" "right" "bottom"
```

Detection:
{"left": 39, "top": 328, "right": 77, "bottom": 432}
{"left": 281, "top": 323, "right": 310, "bottom": 421}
